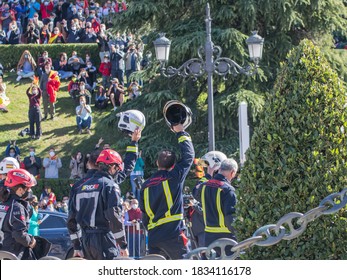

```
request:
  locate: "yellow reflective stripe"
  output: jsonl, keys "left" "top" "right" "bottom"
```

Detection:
{"left": 216, "top": 188, "right": 225, "bottom": 228}
{"left": 199, "top": 177, "right": 208, "bottom": 183}
{"left": 205, "top": 226, "right": 231, "bottom": 233}
{"left": 201, "top": 185, "right": 207, "bottom": 226}
{"left": 126, "top": 146, "right": 138, "bottom": 153}
{"left": 147, "top": 214, "right": 183, "bottom": 230}
{"left": 203, "top": 186, "right": 231, "bottom": 234}
{"left": 162, "top": 180, "right": 173, "bottom": 217}
{"left": 178, "top": 136, "right": 192, "bottom": 143}
{"left": 144, "top": 188, "right": 154, "bottom": 224}
{"left": 130, "top": 119, "right": 142, "bottom": 127}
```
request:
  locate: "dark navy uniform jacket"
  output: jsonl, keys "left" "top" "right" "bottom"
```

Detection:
{"left": 0, "top": 194, "right": 34, "bottom": 259}
{"left": 67, "top": 171, "right": 126, "bottom": 250}
{"left": 140, "top": 131, "right": 195, "bottom": 244}
{"left": 193, "top": 173, "right": 237, "bottom": 235}
{"left": 67, "top": 141, "right": 138, "bottom": 250}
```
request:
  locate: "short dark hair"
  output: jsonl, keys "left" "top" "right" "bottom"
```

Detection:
{"left": 157, "top": 150, "right": 176, "bottom": 169}
{"left": 89, "top": 150, "right": 101, "bottom": 166}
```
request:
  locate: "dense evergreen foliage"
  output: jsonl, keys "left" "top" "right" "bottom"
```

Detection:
{"left": 237, "top": 40, "right": 347, "bottom": 259}
{"left": 107, "top": 0, "right": 347, "bottom": 170}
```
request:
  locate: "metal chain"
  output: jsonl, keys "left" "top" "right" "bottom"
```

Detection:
{"left": 184, "top": 188, "right": 347, "bottom": 260}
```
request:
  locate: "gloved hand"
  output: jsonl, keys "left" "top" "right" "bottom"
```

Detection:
{"left": 73, "top": 250, "right": 84, "bottom": 258}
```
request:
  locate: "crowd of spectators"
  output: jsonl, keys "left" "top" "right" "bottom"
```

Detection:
{"left": 0, "top": 0, "right": 128, "bottom": 45}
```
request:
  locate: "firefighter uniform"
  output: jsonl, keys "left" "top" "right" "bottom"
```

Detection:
{"left": 67, "top": 171, "right": 126, "bottom": 260}
{"left": 193, "top": 173, "right": 237, "bottom": 247}
{"left": 140, "top": 131, "right": 194, "bottom": 259}
{"left": 67, "top": 142, "right": 138, "bottom": 259}
{"left": 0, "top": 195, "right": 35, "bottom": 259}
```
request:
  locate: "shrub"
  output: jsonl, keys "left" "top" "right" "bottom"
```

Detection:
{"left": 236, "top": 39, "right": 347, "bottom": 259}
{"left": 0, "top": 44, "right": 99, "bottom": 70}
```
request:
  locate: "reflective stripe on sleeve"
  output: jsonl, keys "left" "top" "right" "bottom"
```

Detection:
{"left": 178, "top": 135, "right": 192, "bottom": 143}
{"left": 126, "top": 146, "right": 138, "bottom": 153}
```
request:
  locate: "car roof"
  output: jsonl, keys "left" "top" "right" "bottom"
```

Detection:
{"left": 38, "top": 210, "right": 68, "bottom": 218}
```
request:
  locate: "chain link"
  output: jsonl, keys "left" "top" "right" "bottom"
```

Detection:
{"left": 184, "top": 188, "right": 347, "bottom": 260}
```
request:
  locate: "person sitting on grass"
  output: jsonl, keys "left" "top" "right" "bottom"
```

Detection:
{"left": 95, "top": 85, "right": 108, "bottom": 110}
{"left": 16, "top": 50, "right": 36, "bottom": 82}
{"left": 0, "top": 74, "right": 10, "bottom": 113}
{"left": 76, "top": 95, "right": 92, "bottom": 135}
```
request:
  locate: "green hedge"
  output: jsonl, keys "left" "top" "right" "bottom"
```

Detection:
{"left": 0, "top": 44, "right": 99, "bottom": 70}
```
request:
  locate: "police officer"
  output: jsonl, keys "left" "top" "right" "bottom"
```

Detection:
{"left": 193, "top": 159, "right": 238, "bottom": 250}
{"left": 139, "top": 123, "right": 195, "bottom": 259}
{"left": 67, "top": 149, "right": 130, "bottom": 260}
{"left": 0, "top": 169, "right": 37, "bottom": 259}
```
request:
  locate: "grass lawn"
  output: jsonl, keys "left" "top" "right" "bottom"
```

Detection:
{"left": 0, "top": 73, "right": 117, "bottom": 178}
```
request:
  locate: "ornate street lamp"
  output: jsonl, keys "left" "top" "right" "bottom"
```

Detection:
{"left": 154, "top": 3, "right": 264, "bottom": 151}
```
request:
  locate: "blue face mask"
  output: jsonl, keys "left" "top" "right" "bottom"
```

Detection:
{"left": 9, "top": 152, "right": 15, "bottom": 157}
{"left": 30, "top": 151, "right": 35, "bottom": 157}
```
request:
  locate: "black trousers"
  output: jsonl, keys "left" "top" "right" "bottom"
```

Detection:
{"left": 82, "top": 231, "right": 119, "bottom": 260}
{"left": 148, "top": 232, "right": 188, "bottom": 260}
{"left": 28, "top": 106, "right": 42, "bottom": 137}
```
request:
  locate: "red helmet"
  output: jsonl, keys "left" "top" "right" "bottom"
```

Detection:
{"left": 4, "top": 169, "right": 37, "bottom": 188}
{"left": 96, "top": 149, "right": 123, "bottom": 170}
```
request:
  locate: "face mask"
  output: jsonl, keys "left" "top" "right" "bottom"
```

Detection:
{"left": 86, "top": 56, "right": 90, "bottom": 60}
{"left": 24, "top": 54, "right": 28, "bottom": 58}
{"left": 49, "top": 151, "right": 55, "bottom": 157}
{"left": 54, "top": 31, "right": 59, "bottom": 34}
{"left": 22, "top": 189, "right": 33, "bottom": 200}
{"left": 90, "top": 15, "right": 95, "bottom": 18}
{"left": 71, "top": 26, "right": 76, "bottom": 31}
{"left": 80, "top": 101, "right": 84, "bottom": 106}
{"left": 43, "top": 55, "right": 48, "bottom": 59}
{"left": 32, "top": 201, "right": 39, "bottom": 207}
{"left": 80, "top": 86, "right": 85, "bottom": 90}
{"left": 30, "top": 151, "right": 35, "bottom": 157}
{"left": 104, "top": 59, "right": 109, "bottom": 63}
{"left": 9, "top": 152, "right": 15, "bottom": 157}
{"left": 87, "top": 64, "right": 92, "bottom": 68}
{"left": 132, "top": 204, "right": 138, "bottom": 210}
{"left": 32, "top": 90, "right": 38, "bottom": 95}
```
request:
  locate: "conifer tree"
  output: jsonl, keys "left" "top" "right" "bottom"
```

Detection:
{"left": 237, "top": 39, "right": 347, "bottom": 259}
{"left": 107, "top": 0, "right": 347, "bottom": 169}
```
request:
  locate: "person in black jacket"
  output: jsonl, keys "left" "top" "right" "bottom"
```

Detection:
{"left": 23, "top": 22, "right": 40, "bottom": 44}
{"left": 7, "top": 22, "right": 21, "bottom": 44}
{"left": 67, "top": 128, "right": 141, "bottom": 259}
{"left": 23, "top": 147, "right": 42, "bottom": 177}
{"left": 0, "top": 169, "right": 37, "bottom": 259}
{"left": 139, "top": 123, "right": 195, "bottom": 259}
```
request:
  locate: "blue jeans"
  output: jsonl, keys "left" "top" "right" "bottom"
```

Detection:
{"left": 58, "top": 70, "right": 73, "bottom": 80}
{"left": 76, "top": 116, "right": 92, "bottom": 130}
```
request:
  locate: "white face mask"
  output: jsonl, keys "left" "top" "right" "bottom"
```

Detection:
{"left": 30, "top": 151, "right": 35, "bottom": 157}
{"left": 104, "top": 59, "right": 109, "bottom": 63}
{"left": 71, "top": 26, "right": 76, "bottom": 31}
{"left": 49, "top": 151, "right": 55, "bottom": 157}
{"left": 131, "top": 204, "right": 138, "bottom": 210}
{"left": 32, "top": 90, "right": 38, "bottom": 95}
{"left": 80, "top": 86, "right": 85, "bottom": 90}
{"left": 54, "top": 30, "right": 59, "bottom": 34}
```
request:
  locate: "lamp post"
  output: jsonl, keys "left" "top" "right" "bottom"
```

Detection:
{"left": 154, "top": 3, "right": 264, "bottom": 151}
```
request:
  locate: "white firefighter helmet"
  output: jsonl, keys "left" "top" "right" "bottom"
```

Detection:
{"left": 0, "top": 157, "right": 20, "bottom": 175}
{"left": 198, "top": 151, "right": 227, "bottom": 170}
{"left": 163, "top": 100, "right": 192, "bottom": 130}
{"left": 117, "top": 110, "right": 146, "bottom": 135}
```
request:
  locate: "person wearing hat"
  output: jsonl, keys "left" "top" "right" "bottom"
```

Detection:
{"left": 39, "top": 61, "right": 61, "bottom": 120}
{"left": 0, "top": 169, "right": 38, "bottom": 259}
{"left": 67, "top": 149, "right": 128, "bottom": 259}
{"left": 139, "top": 117, "right": 195, "bottom": 259}
{"left": 99, "top": 54, "right": 111, "bottom": 89}
{"left": 0, "top": 157, "right": 20, "bottom": 184}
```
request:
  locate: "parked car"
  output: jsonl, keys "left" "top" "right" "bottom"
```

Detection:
{"left": 38, "top": 210, "right": 73, "bottom": 259}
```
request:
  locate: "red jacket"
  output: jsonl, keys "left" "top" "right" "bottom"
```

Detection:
{"left": 99, "top": 62, "right": 111, "bottom": 76}
{"left": 40, "top": 2, "right": 54, "bottom": 19}
{"left": 47, "top": 71, "right": 61, "bottom": 103}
